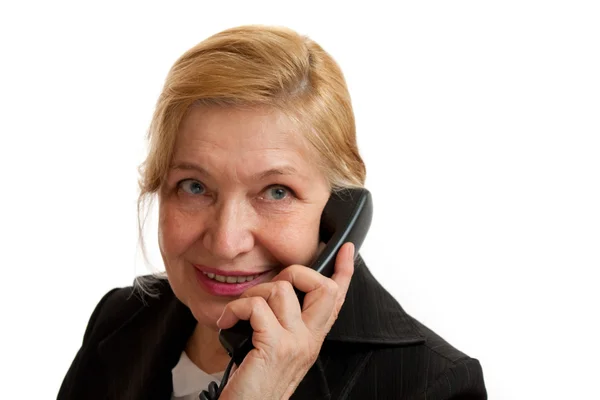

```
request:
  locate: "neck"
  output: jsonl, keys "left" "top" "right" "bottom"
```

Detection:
{"left": 185, "top": 323, "right": 231, "bottom": 374}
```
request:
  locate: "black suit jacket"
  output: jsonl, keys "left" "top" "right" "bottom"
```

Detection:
{"left": 58, "top": 257, "right": 487, "bottom": 399}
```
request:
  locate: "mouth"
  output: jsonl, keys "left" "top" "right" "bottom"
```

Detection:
{"left": 200, "top": 271, "right": 262, "bottom": 284}
{"left": 192, "top": 264, "right": 275, "bottom": 296}
{"left": 201, "top": 271, "right": 261, "bottom": 283}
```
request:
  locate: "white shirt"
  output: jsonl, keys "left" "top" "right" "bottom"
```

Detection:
{"left": 171, "top": 351, "right": 225, "bottom": 400}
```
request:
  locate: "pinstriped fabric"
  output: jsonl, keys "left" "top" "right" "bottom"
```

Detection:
{"left": 326, "top": 343, "right": 486, "bottom": 399}
{"left": 422, "top": 358, "right": 486, "bottom": 399}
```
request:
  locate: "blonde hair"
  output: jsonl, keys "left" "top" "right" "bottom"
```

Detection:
{"left": 135, "top": 25, "right": 366, "bottom": 294}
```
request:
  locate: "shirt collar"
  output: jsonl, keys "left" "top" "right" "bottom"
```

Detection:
{"left": 171, "top": 351, "right": 224, "bottom": 398}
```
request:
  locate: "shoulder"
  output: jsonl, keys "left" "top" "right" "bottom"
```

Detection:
{"left": 58, "top": 276, "right": 179, "bottom": 399}
{"left": 324, "top": 257, "right": 488, "bottom": 398}
{"left": 80, "top": 275, "right": 171, "bottom": 346}
{"left": 345, "top": 317, "right": 487, "bottom": 399}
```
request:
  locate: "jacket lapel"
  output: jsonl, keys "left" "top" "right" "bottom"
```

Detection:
{"left": 327, "top": 256, "right": 426, "bottom": 345}
{"left": 292, "top": 256, "right": 427, "bottom": 399}
{"left": 291, "top": 356, "right": 331, "bottom": 399}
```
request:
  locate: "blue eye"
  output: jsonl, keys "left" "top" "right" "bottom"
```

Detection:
{"left": 179, "top": 179, "right": 206, "bottom": 195}
{"left": 265, "top": 186, "right": 289, "bottom": 200}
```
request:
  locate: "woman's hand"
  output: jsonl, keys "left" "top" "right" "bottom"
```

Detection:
{"left": 216, "top": 242, "right": 355, "bottom": 400}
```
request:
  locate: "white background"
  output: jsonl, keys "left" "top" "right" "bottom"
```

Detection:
{"left": 1, "top": 1, "right": 599, "bottom": 398}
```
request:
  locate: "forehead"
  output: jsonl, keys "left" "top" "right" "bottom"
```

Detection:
{"left": 175, "top": 105, "right": 311, "bottom": 158}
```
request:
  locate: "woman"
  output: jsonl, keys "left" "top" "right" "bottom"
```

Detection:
{"left": 58, "top": 25, "right": 487, "bottom": 399}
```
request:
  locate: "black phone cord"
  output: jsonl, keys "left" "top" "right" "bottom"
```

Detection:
{"left": 199, "top": 356, "right": 236, "bottom": 400}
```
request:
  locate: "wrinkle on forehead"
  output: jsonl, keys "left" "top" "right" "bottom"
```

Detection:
{"left": 172, "top": 105, "right": 322, "bottom": 185}
{"left": 175, "top": 105, "right": 317, "bottom": 165}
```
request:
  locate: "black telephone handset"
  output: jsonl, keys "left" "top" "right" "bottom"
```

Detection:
{"left": 218, "top": 188, "right": 373, "bottom": 366}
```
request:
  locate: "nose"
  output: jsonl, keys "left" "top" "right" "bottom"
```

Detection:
{"left": 202, "top": 198, "right": 255, "bottom": 261}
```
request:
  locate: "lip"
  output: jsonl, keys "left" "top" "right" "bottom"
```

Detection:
{"left": 192, "top": 264, "right": 275, "bottom": 297}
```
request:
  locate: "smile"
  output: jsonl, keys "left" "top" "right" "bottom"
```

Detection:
{"left": 201, "top": 272, "right": 258, "bottom": 284}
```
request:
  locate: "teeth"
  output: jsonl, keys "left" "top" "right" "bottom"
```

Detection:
{"left": 203, "top": 272, "right": 257, "bottom": 284}
{"left": 238, "top": 275, "right": 254, "bottom": 283}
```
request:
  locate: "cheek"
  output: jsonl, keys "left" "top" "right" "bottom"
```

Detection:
{"left": 261, "top": 211, "right": 322, "bottom": 266}
{"left": 158, "top": 204, "right": 197, "bottom": 260}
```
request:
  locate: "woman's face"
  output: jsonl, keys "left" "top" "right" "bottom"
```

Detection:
{"left": 158, "top": 105, "right": 331, "bottom": 328}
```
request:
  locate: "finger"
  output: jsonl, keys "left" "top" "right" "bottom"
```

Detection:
{"left": 269, "top": 265, "right": 335, "bottom": 334}
{"left": 217, "top": 296, "right": 282, "bottom": 335}
{"left": 239, "top": 281, "right": 302, "bottom": 330}
{"left": 271, "top": 263, "right": 332, "bottom": 297}
{"left": 273, "top": 242, "right": 355, "bottom": 296}
{"left": 299, "top": 278, "right": 338, "bottom": 334}
{"left": 330, "top": 242, "right": 355, "bottom": 305}
{"left": 302, "top": 242, "right": 355, "bottom": 332}
{"left": 273, "top": 264, "right": 336, "bottom": 325}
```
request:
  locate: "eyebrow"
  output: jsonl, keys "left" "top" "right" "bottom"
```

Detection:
{"left": 170, "top": 162, "right": 301, "bottom": 181}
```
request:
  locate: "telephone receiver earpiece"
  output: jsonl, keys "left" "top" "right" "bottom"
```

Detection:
{"left": 218, "top": 188, "right": 373, "bottom": 366}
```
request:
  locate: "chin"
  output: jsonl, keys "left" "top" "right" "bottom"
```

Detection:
{"left": 166, "top": 275, "right": 220, "bottom": 325}
{"left": 189, "top": 303, "right": 224, "bottom": 330}
{"left": 187, "top": 285, "right": 232, "bottom": 325}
